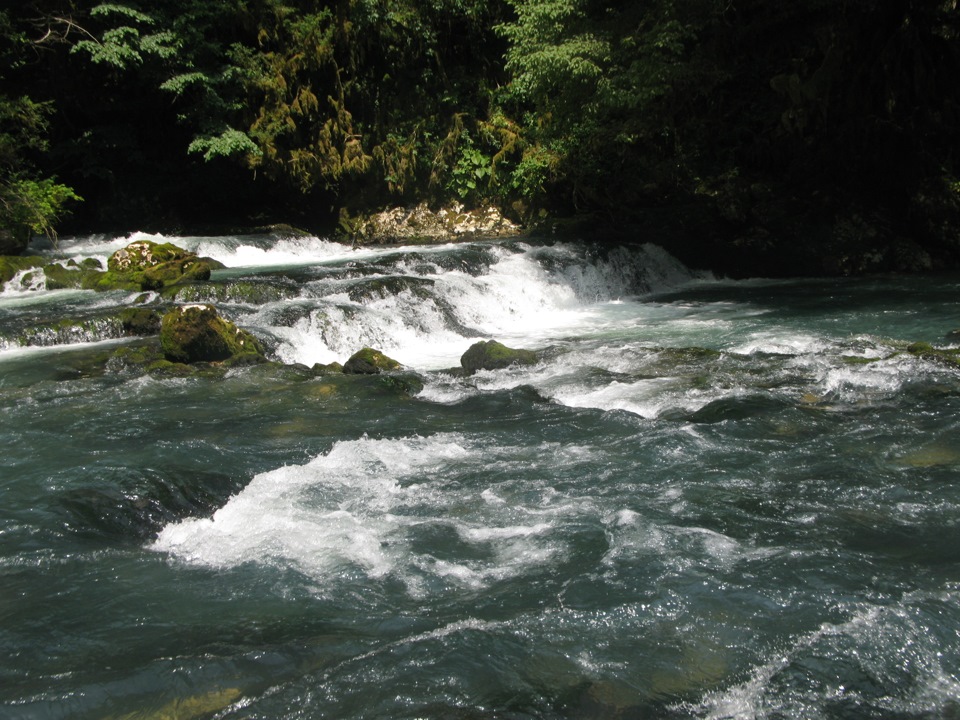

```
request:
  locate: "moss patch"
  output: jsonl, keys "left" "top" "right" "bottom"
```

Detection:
{"left": 160, "top": 305, "right": 264, "bottom": 364}
{"left": 460, "top": 339, "right": 538, "bottom": 374}
{"left": 342, "top": 347, "right": 401, "bottom": 374}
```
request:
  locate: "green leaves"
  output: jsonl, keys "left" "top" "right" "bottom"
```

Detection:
{"left": 187, "top": 128, "right": 261, "bottom": 162}
{"left": 71, "top": 3, "right": 179, "bottom": 68}
{"left": 0, "top": 177, "right": 82, "bottom": 243}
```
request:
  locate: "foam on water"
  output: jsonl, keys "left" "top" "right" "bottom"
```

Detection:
{"left": 261, "top": 242, "right": 704, "bottom": 370}
{"left": 152, "top": 434, "right": 581, "bottom": 595}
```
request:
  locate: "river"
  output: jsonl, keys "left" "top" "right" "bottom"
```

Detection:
{"left": 2, "top": 232, "right": 959, "bottom": 719}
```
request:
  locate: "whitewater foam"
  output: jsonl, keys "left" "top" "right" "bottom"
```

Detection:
{"left": 152, "top": 434, "right": 579, "bottom": 594}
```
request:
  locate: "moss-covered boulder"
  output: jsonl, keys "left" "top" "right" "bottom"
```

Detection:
{"left": 460, "top": 340, "right": 538, "bottom": 374}
{"left": 103, "top": 240, "right": 223, "bottom": 292}
{"left": 0, "top": 256, "right": 45, "bottom": 285}
{"left": 342, "top": 347, "right": 401, "bottom": 374}
{"left": 312, "top": 361, "right": 344, "bottom": 375}
{"left": 109, "top": 240, "right": 191, "bottom": 272}
{"left": 160, "top": 305, "right": 264, "bottom": 364}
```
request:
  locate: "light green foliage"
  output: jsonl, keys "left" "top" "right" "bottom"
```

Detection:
{"left": 72, "top": 4, "right": 178, "bottom": 68}
{"left": 187, "top": 128, "right": 261, "bottom": 161}
{"left": 0, "top": 179, "right": 81, "bottom": 239}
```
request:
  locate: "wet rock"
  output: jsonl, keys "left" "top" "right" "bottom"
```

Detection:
{"left": 160, "top": 305, "right": 264, "bottom": 364}
{"left": 342, "top": 347, "right": 401, "bottom": 374}
{"left": 0, "top": 256, "right": 45, "bottom": 285}
{"left": 311, "top": 361, "right": 344, "bottom": 375}
{"left": 905, "top": 341, "right": 960, "bottom": 368}
{"left": 460, "top": 339, "right": 538, "bottom": 374}
{"left": 117, "top": 308, "right": 162, "bottom": 336}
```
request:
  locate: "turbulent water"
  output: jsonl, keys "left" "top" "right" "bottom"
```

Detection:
{"left": 2, "top": 231, "right": 959, "bottom": 720}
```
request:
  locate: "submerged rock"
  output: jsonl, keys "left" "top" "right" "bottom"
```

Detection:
{"left": 460, "top": 339, "right": 538, "bottom": 374}
{"left": 905, "top": 341, "right": 960, "bottom": 368}
{"left": 160, "top": 305, "right": 264, "bottom": 364}
{"left": 342, "top": 347, "right": 401, "bottom": 374}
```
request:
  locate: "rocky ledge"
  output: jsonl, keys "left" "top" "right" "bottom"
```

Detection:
{"left": 343, "top": 203, "right": 521, "bottom": 245}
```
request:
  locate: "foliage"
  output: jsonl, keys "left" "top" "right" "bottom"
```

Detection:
{"left": 0, "top": 10, "right": 81, "bottom": 247}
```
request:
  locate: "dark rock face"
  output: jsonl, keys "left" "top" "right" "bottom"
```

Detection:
{"left": 160, "top": 305, "right": 264, "bottom": 364}
{"left": 342, "top": 347, "right": 401, "bottom": 374}
{"left": 460, "top": 340, "right": 537, "bottom": 374}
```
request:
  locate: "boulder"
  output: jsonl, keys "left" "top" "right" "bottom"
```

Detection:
{"left": 160, "top": 305, "right": 264, "bottom": 364}
{"left": 0, "top": 256, "right": 45, "bottom": 285}
{"left": 105, "top": 240, "right": 223, "bottom": 291}
{"left": 342, "top": 347, "right": 401, "bottom": 374}
{"left": 346, "top": 203, "right": 521, "bottom": 245}
{"left": 108, "top": 240, "right": 193, "bottom": 273}
{"left": 460, "top": 340, "right": 538, "bottom": 374}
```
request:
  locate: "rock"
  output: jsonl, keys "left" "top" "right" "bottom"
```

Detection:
{"left": 342, "top": 347, "right": 401, "bottom": 374}
{"left": 104, "top": 240, "right": 223, "bottom": 291}
{"left": 311, "top": 361, "right": 344, "bottom": 375}
{"left": 0, "top": 256, "right": 45, "bottom": 285}
{"left": 349, "top": 203, "right": 521, "bottom": 245}
{"left": 159, "top": 305, "right": 264, "bottom": 364}
{"left": 460, "top": 340, "right": 538, "bottom": 374}
{"left": 117, "top": 307, "right": 162, "bottom": 336}
{"left": 108, "top": 240, "right": 192, "bottom": 273}
{"left": 906, "top": 341, "right": 960, "bottom": 368}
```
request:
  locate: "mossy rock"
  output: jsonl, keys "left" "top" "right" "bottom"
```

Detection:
{"left": 168, "top": 280, "right": 294, "bottom": 304}
{"left": 108, "top": 240, "right": 192, "bottom": 273}
{"left": 460, "top": 339, "right": 538, "bottom": 374}
{"left": 906, "top": 341, "right": 960, "bottom": 368}
{"left": 98, "top": 240, "right": 223, "bottom": 292}
{"left": 0, "top": 255, "right": 45, "bottom": 284}
{"left": 117, "top": 307, "right": 162, "bottom": 335}
{"left": 311, "top": 361, "right": 344, "bottom": 375}
{"left": 342, "top": 347, "right": 401, "bottom": 374}
{"left": 347, "top": 276, "right": 435, "bottom": 303}
{"left": 160, "top": 305, "right": 265, "bottom": 364}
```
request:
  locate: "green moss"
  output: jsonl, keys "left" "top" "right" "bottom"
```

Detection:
{"left": 0, "top": 255, "right": 45, "bottom": 284}
{"left": 906, "top": 341, "right": 960, "bottom": 368}
{"left": 312, "top": 361, "right": 344, "bottom": 375}
{"left": 460, "top": 339, "right": 538, "bottom": 374}
{"left": 117, "top": 308, "right": 161, "bottom": 335}
{"left": 160, "top": 305, "right": 264, "bottom": 364}
{"left": 41, "top": 263, "right": 84, "bottom": 290}
{"left": 342, "top": 347, "right": 402, "bottom": 374}
{"left": 108, "top": 240, "right": 193, "bottom": 273}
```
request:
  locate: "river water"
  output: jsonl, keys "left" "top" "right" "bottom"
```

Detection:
{"left": 2, "top": 232, "right": 959, "bottom": 719}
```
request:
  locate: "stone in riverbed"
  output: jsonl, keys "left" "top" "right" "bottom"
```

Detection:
{"left": 342, "top": 347, "right": 401, "bottom": 374}
{"left": 160, "top": 305, "right": 264, "bottom": 364}
{"left": 460, "top": 340, "right": 538, "bottom": 374}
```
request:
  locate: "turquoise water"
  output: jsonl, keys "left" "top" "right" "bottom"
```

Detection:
{"left": 2, "top": 234, "right": 959, "bottom": 719}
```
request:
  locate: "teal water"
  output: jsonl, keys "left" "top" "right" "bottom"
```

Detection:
{"left": 1, "top": 234, "right": 959, "bottom": 719}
